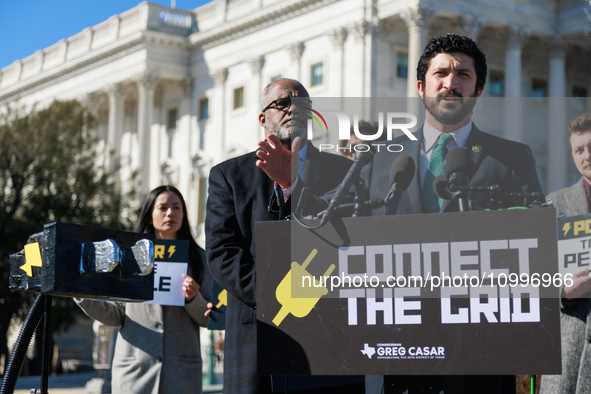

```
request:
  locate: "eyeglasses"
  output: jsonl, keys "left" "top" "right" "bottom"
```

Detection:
{"left": 262, "top": 97, "right": 312, "bottom": 112}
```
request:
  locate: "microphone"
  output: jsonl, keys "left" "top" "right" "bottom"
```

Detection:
{"left": 433, "top": 174, "right": 451, "bottom": 200}
{"left": 443, "top": 148, "right": 474, "bottom": 212}
{"left": 384, "top": 155, "right": 415, "bottom": 214}
{"left": 320, "top": 150, "right": 374, "bottom": 226}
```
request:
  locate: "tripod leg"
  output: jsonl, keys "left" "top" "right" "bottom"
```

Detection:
{"left": 40, "top": 295, "right": 53, "bottom": 394}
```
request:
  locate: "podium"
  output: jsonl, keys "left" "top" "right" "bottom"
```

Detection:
{"left": 256, "top": 208, "right": 562, "bottom": 376}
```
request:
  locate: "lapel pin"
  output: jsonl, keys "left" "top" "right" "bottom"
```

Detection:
{"left": 472, "top": 145, "right": 482, "bottom": 153}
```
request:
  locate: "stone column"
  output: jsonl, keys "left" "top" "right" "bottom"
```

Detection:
{"left": 286, "top": 42, "right": 304, "bottom": 81}
{"left": 400, "top": 5, "right": 435, "bottom": 98}
{"left": 135, "top": 71, "right": 159, "bottom": 195}
{"left": 105, "top": 83, "right": 124, "bottom": 184}
{"left": 328, "top": 27, "right": 348, "bottom": 139}
{"left": 503, "top": 27, "right": 528, "bottom": 143}
{"left": 209, "top": 68, "right": 228, "bottom": 161}
{"left": 78, "top": 92, "right": 100, "bottom": 140}
{"left": 350, "top": 20, "right": 368, "bottom": 99}
{"left": 249, "top": 56, "right": 265, "bottom": 144}
{"left": 547, "top": 36, "right": 568, "bottom": 193}
{"left": 401, "top": 5, "right": 435, "bottom": 123}
{"left": 179, "top": 76, "right": 193, "bottom": 193}
{"left": 328, "top": 27, "right": 348, "bottom": 100}
{"left": 105, "top": 83, "right": 123, "bottom": 155}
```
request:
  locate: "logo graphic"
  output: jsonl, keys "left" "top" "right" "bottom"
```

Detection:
{"left": 306, "top": 110, "right": 418, "bottom": 142}
{"left": 304, "top": 108, "right": 329, "bottom": 133}
{"left": 272, "top": 249, "right": 335, "bottom": 327}
{"left": 361, "top": 343, "right": 376, "bottom": 359}
{"left": 563, "top": 222, "right": 572, "bottom": 237}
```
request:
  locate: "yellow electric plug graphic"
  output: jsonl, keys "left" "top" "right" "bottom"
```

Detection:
{"left": 216, "top": 289, "right": 228, "bottom": 309}
{"left": 272, "top": 249, "right": 335, "bottom": 327}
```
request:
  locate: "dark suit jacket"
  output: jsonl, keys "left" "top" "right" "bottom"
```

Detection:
{"left": 541, "top": 178, "right": 591, "bottom": 394}
{"left": 205, "top": 143, "right": 351, "bottom": 394}
{"left": 365, "top": 124, "right": 542, "bottom": 393}
{"left": 362, "top": 124, "right": 543, "bottom": 214}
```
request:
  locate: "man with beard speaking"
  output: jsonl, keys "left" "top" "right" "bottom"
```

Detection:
{"left": 206, "top": 78, "right": 353, "bottom": 394}
{"left": 360, "top": 33, "right": 543, "bottom": 393}
{"left": 362, "top": 33, "right": 542, "bottom": 218}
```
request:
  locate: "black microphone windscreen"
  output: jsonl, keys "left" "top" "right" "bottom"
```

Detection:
{"left": 389, "top": 155, "right": 415, "bottom": 190}
{"left": 444, "top": 148, "right": 474, "bottom": 178}
{"left": 433, "top": 174, "right": 451, "bottom": 199}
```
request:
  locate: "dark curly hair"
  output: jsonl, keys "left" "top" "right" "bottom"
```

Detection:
{"left": 136, "top": 185, "right": 204, "bottom": 283}
{"left": 417, "top": 33, "right": 487, "bottom": 92}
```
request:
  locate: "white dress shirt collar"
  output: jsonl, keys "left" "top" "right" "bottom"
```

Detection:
{"left": 422, "top": 121, "right": 472, "bottom": 153}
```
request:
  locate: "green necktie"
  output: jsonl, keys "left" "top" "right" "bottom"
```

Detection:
{"left": 422, "top": 133, "right": 454, "bottom": 213}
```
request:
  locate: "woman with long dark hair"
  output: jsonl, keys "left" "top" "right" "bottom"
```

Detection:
{"left": 76, "top": 185, "right": 211, "bottom": 394}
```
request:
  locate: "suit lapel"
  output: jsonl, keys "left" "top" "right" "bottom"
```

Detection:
{"left": 465, "top": 124, "right": 484, "bottom": 170}
{"left": 253, "top": 150, "right": 280, "bottom": 220}
{"left": 405, "top": 128, "right": 424, "bottom": 214}
{"left": 302, "top": 142, "right": 322, "bottom": 187}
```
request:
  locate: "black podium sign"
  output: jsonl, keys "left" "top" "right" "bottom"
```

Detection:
{"left": 256, "top": 208, "right": 561, "bottom": 375}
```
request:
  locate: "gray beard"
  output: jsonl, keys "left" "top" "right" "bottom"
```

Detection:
{"left": 267, "top": 122, "right": 305, "bottom": 150}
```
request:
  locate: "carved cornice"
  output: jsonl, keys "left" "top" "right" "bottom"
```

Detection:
{"left": 377, "top": 19, "right": 399, "bottom": 39}
{"left": 190, "top": 0, "right": 338, "bottom": 50}
{"left": 134, "top": 71, "right": 160, "bottom": 90}
{"left": 105, "top": 82, "right": 123, "bottom": 98}
{"left": 456, "top": 15, "right": 484, "bottom": 41}
{"left": 502, "top": 26, "right": 530, "bottom": 48}
{"left": 0, "top": 39, "right": 145, "bottom": 105}
{"left": 328, "top": 27, "right": 348, "bottom": 48}
{"left": 400, "top": 5, "right": 436, "bottom": 30}
{"left": 286, "top": 42, "right": 305, "bottom": 61}
{"left": 350, "top": 20, "right": 369, "bottom": 41}
{"left": 211, "top": 68, "right": 228, "bottom": 86}
{"left": 545, "top": 36, "right": 569, "bottom": 57}
{"left": 248, "top": 56, "right": 265, "bottom": 75}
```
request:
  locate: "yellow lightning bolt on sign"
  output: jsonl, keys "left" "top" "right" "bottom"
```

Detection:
{"left": 563, "top": 222, "right": 572, "bottom": 237}
{"left": 22, "top": 242, "right": 43, "bottom": 277}
{"left": 168, "top": 245, "right": 176, "bottom": 258}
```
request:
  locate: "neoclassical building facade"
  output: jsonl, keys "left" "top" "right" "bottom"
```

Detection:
{"left": 1, "top": 0, "right": 590, "bottom": 240}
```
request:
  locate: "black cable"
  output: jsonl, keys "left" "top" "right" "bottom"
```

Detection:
{"left": 0, "top": 293, "right": 46, "bottom": 394}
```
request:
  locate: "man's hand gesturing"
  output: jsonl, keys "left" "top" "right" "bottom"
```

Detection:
{"left": 256, "top": 134, "right": 301, "bottom": 189}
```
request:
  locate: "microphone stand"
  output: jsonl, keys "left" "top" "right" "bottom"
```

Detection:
{"left": 446, "top": 184, "right": 545, "bottom": 209}
{"left": 447, "top": 173, "right": 471, "bottom": 212}
{"left": 352, "top": 177, "right": 366, "bottom": 218}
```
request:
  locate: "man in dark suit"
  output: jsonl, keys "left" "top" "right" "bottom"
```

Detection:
{"left": 205, "top": 78, "right": 352, "bottom": 394}
{"left": 361, "top": 33, "right": 541, "bottom": 217}
{"left": 541, "top": 114, "right": 591, "bottom": 394}
{"left": 356, "top": 34, "right": 542, "bottom": 393}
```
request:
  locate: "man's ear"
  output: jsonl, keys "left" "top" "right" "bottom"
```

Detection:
{"left": 475, "top": 87, "right": 483, "bottom": 98}
{"left": 259, "top": 112, "right": 266, "bottom": 127}
{"left": 417, "top": 80, "right": 424, "bottom": 98}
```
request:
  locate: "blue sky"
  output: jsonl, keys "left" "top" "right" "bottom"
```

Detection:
{"left": 0, "top": 0, "right": 210, "bottom": 70}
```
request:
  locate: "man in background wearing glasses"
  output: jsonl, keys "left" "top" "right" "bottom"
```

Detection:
{"left": 206, "top": 78, "right": 354, "bottom": 394}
